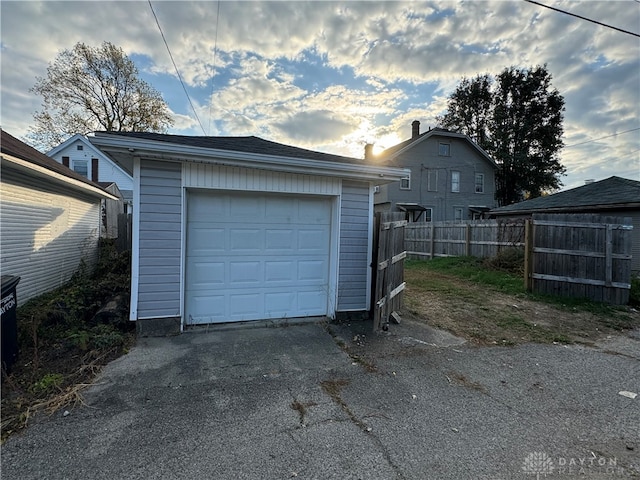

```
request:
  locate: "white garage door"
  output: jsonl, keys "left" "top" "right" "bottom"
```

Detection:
{"left": 185, "top": 190, "right": 332, "bottom": 324}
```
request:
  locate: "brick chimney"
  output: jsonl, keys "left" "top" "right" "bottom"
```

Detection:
{"left": 364, "top": 143, "right": 374, "bottom": 160}
{"left": 412, "top": 120, "right": 420, "bottom": 139}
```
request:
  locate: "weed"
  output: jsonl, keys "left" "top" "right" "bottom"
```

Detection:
{"left": 30, "top": 373, "right": 64, "bottom": 395}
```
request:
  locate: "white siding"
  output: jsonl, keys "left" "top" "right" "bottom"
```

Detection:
{"left": 137, "top": 160, "right": 182, "bottom": 318}
{"left": 338, "top": 181, "right": 371, "bottom": 311}
{"left": 1, "top": 168, "right": 101, "bottom": 305}
{"left": 51, "top": 141, "right": 133, "bottom": 191}
{"left": 183, "top": 162, "right": 341, "bottom": 195}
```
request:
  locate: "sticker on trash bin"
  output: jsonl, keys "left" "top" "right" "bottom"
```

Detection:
{"left": 1, "top": 292, "right": 16, "bottom": 316}
{"left": 618, "top": 391, "right": 637, "bottom": 399}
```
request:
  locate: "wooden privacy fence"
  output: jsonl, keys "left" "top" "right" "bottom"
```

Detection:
{"left": 405, "top": 219, "right": 525, "bottom": 259}
{"left": 525, "top": 213, "right": 633, "bottom": 305}
{"left": 372, "top": 212, "right": 407, "bottom": 331}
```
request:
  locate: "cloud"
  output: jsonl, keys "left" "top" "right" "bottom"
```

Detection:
{"left": 1, "top": 1, "right": 638, "bottom": 187}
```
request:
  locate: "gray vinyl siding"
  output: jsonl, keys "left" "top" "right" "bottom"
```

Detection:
{"left": 338, "top": 180, "right": 370, "bottom": 311}
{"left": 137, "top": 160, "right": 182, "bottom": 318}
{"left": 0, "top": 167, "right": 101, "bottom": 305}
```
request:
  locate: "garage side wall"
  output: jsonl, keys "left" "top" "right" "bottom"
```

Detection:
{"left": 338, "top": 180, "right": 371, "bottom": 311}
{"left": 137, "top": 160, "right": 182, "bottom": 318}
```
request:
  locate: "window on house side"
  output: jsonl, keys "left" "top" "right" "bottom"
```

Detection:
{"left": 451, "top": 171, "right": 460, "bottom": 192}
{"left": 77, "top": 145, "right": 83, "bottom": 151}
{"left": 454, "top": 207, "right": 464, "bottom": 221}
{"left": 439, "top": 143, "right": 450, "bottom": 156}
{"left": 475, "top": 173, "right": 484, "bottom": 193}
{"left": 425, "top": 208, "right": 433, "bottom": 222}
{"left": 427, "top": 170, "right": 438, "bottom": 192}
{"left": 400, "top": 176, "right": 411, "bottom": 190}
{"left": 73, "top": 159, "right": 88, "bottom": 177}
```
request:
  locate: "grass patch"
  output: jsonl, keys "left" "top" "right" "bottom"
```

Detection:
{"left": 406, "top": 257, "right": 525, "bottom": 296}
{"left": 1, "top": 239, "right": 134, "bottom": 442}
{"left": 404, "top": 256, "right": 639, "bottom": 346}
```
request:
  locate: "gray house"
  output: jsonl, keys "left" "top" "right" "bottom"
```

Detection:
{"left": 374, "top": 122, "right": 498, "bottom": 222}
{"left": 90, "top": 132, "right": 408, "bottom": 334}
{"left": 490, "top": 176, "right": 640, "bottom": 275}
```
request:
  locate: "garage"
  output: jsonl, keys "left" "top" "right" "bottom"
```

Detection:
{"left": 185, "top": 189, "right": 333, "bottom": 324}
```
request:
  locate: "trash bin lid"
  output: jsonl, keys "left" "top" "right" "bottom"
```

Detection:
{"left": 1, "top": 276, "right": 21, "bottom": 296}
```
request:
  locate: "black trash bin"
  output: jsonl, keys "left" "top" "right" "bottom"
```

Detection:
{"left": 1, "top": 275, "right": 21, "bottom": 374}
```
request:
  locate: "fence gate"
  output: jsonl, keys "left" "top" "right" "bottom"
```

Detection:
{"left": 372, "top": 212, "right": 407, "bottom": 331}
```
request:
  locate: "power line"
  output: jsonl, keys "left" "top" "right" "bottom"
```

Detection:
{"left": 208, "top": 0, "right": 222, "bottom": 136}
{"left": 564, "top": 127, "right": 640, "bottom": 148}
{"left": 524, "top": 0, "right": 640, "bottom": 38}
{"left": 148, "top": 0, "right": 206, "bottom": 135}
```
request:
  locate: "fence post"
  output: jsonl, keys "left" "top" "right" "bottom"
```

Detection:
{"left": 524, "top": 219, "right": 533, "bottom": 291}
{"left": 430, "top": 223, "right": 435, "bottom": 259}
{"left": 605, "top": 224, "right": 613, "bottom": 287}
{"left": 465, "top": 223, "right": 471, "bottom": 256}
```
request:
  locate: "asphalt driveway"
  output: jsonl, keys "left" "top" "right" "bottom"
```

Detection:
{"left": 2, "top": 317, "right": 639, "bottom": 479}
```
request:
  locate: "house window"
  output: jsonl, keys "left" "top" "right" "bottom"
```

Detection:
{"left": 454, "top": 207, "right": 464, "bottom": 221}
{"left": 424, "top": 208, "right": 433, "bottom": 222}
{"left": 427, "top": 170, "right": 438, "bottom": 192}
{"left": 451, "top": 171, "right": 460, "bottom": 192}
{"left": 400, "top": 176, "right": 411, "bottom": 190}
{"left": 439, "top": 142, "right": 450, "bottom": 156}
{"left": 77, "top": 145, "right": 83, "bottom": 151}
{"left": 73, "top": 159, "right": 88, "bottom": 177}
{"left": 475, "top": 173, "right": 485, "bottom": 193}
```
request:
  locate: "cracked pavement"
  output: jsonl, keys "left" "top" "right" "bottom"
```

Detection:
{"left": 2, "top": 318, "right": 639, "bottom": 479}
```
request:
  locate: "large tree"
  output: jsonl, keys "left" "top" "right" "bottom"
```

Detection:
{"left": 438, "top": 65, "right": 565, "bottom": 206}
{"left": 28, "top": 41, "right": 173, "bottom": 150}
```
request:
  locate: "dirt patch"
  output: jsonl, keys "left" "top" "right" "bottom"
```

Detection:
{"left": 404, "top": 268, "right": 640, "bottom": 346}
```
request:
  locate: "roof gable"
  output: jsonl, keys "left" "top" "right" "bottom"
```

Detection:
{"left": 491, "top": 176, "right": 640, "bottom": 214}
{"left": 377, "top": 127, "right": 497, "bottom": 169}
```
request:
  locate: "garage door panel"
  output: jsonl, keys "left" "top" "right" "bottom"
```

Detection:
{"left": 189, "top": 262, "right": 225, "bottom": 285}
{"left": 265, "top": 261, "right": 295, "bottom": 282}
{"left": 186, "top": 190, "right": 332, "bottom": 324}
{"left": 229, "top": 261, "right": 262, "bottom": 283}
{"left": 229, "top": 229, "right": 263, "bottom": 251}
{"left": 265, "top": 229, "right": 295, "bottom": 250}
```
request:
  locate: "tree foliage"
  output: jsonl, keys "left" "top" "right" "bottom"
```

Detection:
{"left": 28, "top": 42, "right": 173, "bottom": 151}
{"left": 438, "top": 65, "right": 565, "bottom": 206}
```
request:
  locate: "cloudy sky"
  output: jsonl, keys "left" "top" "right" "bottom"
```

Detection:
{"left": 1, "top": 1, "right": 639, "bottom": 191}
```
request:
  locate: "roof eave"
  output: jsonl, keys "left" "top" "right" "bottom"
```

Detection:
{"left": 90, "top": 133, "right": 409, "bottom": 184}
{"left": 1, "top": 152, "right": 118, "bottom": 200}
{"left": 491, "top": 202, "right": 640, "bottom": 216}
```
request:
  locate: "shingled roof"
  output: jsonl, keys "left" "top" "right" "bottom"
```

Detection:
{"left": 491, "top": 176, "right": 640, "bottom": 214}
{"left": 97, "top": 131, "right": 367, "bottom": 165}
{"left": 1, "top": 130, "right": 107, "bottom": 192}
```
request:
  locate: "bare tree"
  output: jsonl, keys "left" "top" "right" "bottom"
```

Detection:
{"left": 28, "top": 42, "right": 173, "bottom": 150}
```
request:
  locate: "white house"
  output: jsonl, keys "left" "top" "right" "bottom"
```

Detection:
{"left": 48, "top": 134, "right": 133, "bottom": 213}
{"left": 90, "top": 132, "right": 409, "bottom": 335}
{"left": 0, "top": 130, "right": 117, "bottom": 305}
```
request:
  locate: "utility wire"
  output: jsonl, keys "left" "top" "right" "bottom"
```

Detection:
{"left": 148, "top": 0, "right": 207, "bottom": 135}
{"left": 524, "top": 0, "right": 640, "bottom": 38}
{"left": 564, "top": 127, "right": 640, "bottom": 148}
{"left": 208, "top": 0, "right": 222, "bottom": 136}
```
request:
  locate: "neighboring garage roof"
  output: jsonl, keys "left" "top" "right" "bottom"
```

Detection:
{"left": 1, "top": 130, "right": 117, "bottom": 200}
{"left": 491, "top": 176, "right": 640, "bottom": 215}
{"left": 90, "top": 131, "right": 409, "bottom": 184}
